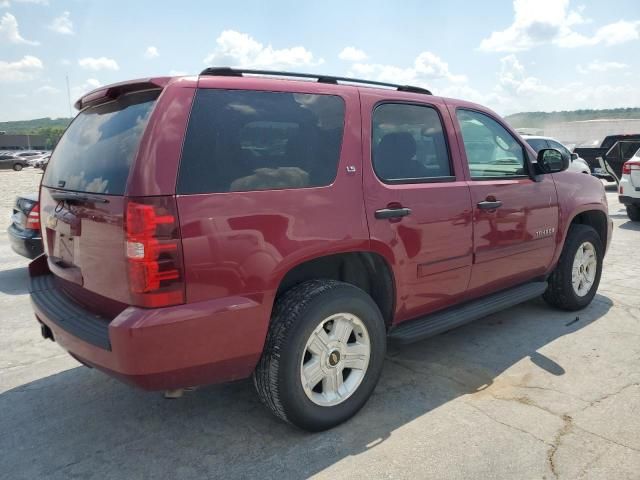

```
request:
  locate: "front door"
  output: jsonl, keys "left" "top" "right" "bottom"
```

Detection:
{"left": 452, "top": 108, "right": 559, "bottom": 298}
{"left": 361, "top": 92, "right": 473, "bottom": 324}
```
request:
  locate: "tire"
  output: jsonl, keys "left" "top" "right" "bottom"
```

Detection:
{"left": 13, "top": 163, "right": 23, "bottom": 171}
{"left": 627, "top": 205, "right": 640, "bottom": 222}
{"left": 543, "top": 224, "right": 603, "bottom": 311}
{"left": 253, "top": 279, "right": 386, "bottom": 431}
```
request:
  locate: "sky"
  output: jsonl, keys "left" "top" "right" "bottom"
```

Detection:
{"left": 1, "top": 0, "right": 639, "bottom": 121}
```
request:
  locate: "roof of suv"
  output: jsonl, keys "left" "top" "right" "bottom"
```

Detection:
{"left": 74, "top": 68, "right": 493, "bottom": 116}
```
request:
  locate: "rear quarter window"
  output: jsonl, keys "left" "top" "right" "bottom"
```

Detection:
{"left": 177, "top": 89, "right": 345, "bottom": 194}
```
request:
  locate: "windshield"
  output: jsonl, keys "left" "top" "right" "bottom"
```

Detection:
{"left": 43, "top": 90, "right": 159, "bottom": 195}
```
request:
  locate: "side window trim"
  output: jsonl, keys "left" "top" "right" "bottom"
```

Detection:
{"left": 371, "top": 101, "right": 456, "bottom": 185}
{"left": 455, "top": 107, "right": 530, "bottom": 180}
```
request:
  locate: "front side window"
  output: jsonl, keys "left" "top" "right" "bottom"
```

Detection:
{"left": 456, "top": 109, "right": 526, "bottom": 179}
{"left": 177, "top": 89, "right": 345, "bottom": 194}
{"left": 372, "top": 103, "right": 452, "bottom": 182}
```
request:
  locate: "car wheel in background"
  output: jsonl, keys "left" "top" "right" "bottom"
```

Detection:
{"left": 627, "top": 205, "right": 640, "bottom": 222}
{"left": 13, "top": 163, "right": 23, "bottom": 171}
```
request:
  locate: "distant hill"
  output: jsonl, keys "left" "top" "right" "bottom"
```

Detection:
{"left": 504, "top": 108, "right": 640, "bottom": 129}
{"left": 0, "top": 117, "right": 72, "bottom": 134}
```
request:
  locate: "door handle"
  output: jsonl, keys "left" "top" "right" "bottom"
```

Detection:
{"left": 375, "top": 207, "right": 412, "bottom": 219}
{"left": 477, "top": 200, "right": 503, "bottom": 210}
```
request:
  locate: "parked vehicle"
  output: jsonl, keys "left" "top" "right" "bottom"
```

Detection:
{"left": 8, "top": 193, "right": 43, "bottom": 258}
{"left": 522, "top": 135, "right": 591, "bottom": 174}
{"left": 619, "top": 153, "right": 640, "bottom": 221}
{"left": 574, "top": 134, "right": 640, "bottom": 181}
{"left": 29, "top": 69, "right": 612, "bottom": 431}
{"left": 0, "top": 153, "right": 27, "bottom": 171}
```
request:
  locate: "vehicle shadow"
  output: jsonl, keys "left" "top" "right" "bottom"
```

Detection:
{"left": 619, "top": 221, "right": 640, "bottom": 231}
{"left": 0, "top": 295, "right": 613, "bottom": 479}
{"left": 0, "top": 266, "right": 30, "bottom": 295}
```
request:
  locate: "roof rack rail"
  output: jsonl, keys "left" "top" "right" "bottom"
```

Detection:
{"left": 199, "top": 67, "right": 432, "bottom": 95}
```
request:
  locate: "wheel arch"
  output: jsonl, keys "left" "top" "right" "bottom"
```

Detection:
{"left": 552, "top": 207, "right": 609, "bottom": 271}
{"left": 274, "top": 251, "right": 396, "bottom": 328}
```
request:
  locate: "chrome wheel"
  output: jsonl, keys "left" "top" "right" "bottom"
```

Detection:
{"left": 572, "top": 241, "right": 597, "bottom": 297}
{"left": 300, "top": 313, "right": 370, "bottom": 407}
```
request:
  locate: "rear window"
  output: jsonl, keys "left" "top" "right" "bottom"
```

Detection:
{"left": 177, "top": 89, "right": 345, "bottom": 194}
{"left": 43, "top": 90, "right": 159, "bottom": 195}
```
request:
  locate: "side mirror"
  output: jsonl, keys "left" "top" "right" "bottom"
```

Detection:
{"left": 570, "top": 152, "right": 578, "bottom": 161}
{"left": 537, "top": 148, "right": 569, "bottom": 173}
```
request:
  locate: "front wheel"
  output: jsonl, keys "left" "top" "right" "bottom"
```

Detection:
{"left": 253, "top": 280, "right": 386, "bottom": 431}
{"left": 627, "top": 205, "right": 640, "bottom": 222}
{"left": 13, "top": 163, "right": 23, "bottom": 171}
{"left": 543, "top": 224, "right": 603, "bottom": 311}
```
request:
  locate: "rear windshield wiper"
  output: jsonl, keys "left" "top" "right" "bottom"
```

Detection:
{"left": 51, "top": 191, "right": 110, "bottom": 204}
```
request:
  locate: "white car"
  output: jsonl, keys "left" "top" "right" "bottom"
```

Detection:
{"left": 522, "top": 135, "right": 591, "bottom": 174}
{"left": 619, "top": 151, "right": 640, "bottom": 221}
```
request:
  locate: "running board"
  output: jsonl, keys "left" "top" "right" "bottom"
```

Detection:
{"left": 388, "top": 281, "right": 548, "bottom": 344}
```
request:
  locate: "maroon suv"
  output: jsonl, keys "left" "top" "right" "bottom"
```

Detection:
{"left": 30, "top": 68, "right": 612, "bottom": 431}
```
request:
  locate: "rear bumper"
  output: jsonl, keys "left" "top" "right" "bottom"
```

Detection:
{"left": 619, "top": 195, "right": 640, "bottom": 206}
{"left": 29, "top": 258, "right": 270, "bottom": 391}
{"left": 8, "top": 224, "right": 43, "bottom": 259}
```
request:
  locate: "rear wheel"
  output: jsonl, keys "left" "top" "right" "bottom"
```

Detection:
{"left": 13, "top": 163, "right": 23, "bottom": 171}
{"left": 253, "top": 280, "right": 386, "bottom": 431}
{"left": 543, "top": 224, "right": 603, "bottom": 311}
{"left": 627, "top": 205, "right": 640, "bottom": 222}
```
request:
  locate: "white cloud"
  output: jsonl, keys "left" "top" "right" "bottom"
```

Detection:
{"left": 78, "top": 56, "right": 119, "bottom": 71}
{"left": 0, "top": 55, "right": 43, "bottom": 82}
{"left": 480, "top": 0, "right": 640, "bottom": 52}
{"left": 338, "top": 47, "right": 368, "bottom": 62}
{"left": 34, "top": 84, "right": 60, "bottom": 94}
{"left": 144, "top": 46, "right": 159, "bottom": 59}
{"left": 576, "top": 60, "right": 628, "bottom": 74}
{"left": 169, "top": 69, "right": 187, "bottom": 76}
{"left": 484, "top": 54, "right": 640, "bottom": 114}
{"left": 0, "top": 12, "right": 39, "bottom": 45}
{"left": 48, "top": 11, "right": 73, "bottom": 35}
{"left": 2, "top": 0, "right": 49, "bottom": 6}
{"left": 203, "top": 30, "right": 323, "bottom": 69}
{"left": 348, "top": 51, "right": 467, "bottom": 86}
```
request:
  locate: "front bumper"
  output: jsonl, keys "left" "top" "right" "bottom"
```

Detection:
{"left": 28, "top": 257, "right": 270, "bottom": 391}
{"left": 7, "top": 224, "right": 43, "bottom": 259}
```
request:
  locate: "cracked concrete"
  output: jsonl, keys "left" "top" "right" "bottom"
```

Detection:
{"left": 0, "top": 170, "right": 639, "bottom": 479}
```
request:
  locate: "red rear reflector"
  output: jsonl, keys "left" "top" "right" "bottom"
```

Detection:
{"left": 125, "top": 197, "right": 185, "bottom": 308}
{"left": 26, "top": 204, "right": 40, "bottom": 230}
{"left": 623, "top": 161, "right": 640, "bottom": 175}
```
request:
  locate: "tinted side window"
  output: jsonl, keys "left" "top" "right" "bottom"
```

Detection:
{"left": 525, "top": 138, "right": 549, "bottom": 152}
{"left": 456, "top": 109, "right": 526, "bottom": 179}
{"left": 372, "top": 103, "right": 452, "bottom": 182}
{"left": 177, "top": 89, "right": 345, "bottom": 194}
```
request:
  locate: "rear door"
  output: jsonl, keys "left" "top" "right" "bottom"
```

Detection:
{"left": 361, "top": 91, "right": 473, "bottom": 323}
{"left": 451, "top": 107, "right": 559, "bottom": 297}
{"left": 39, "top": 89, "right": 160, "bottom": 306}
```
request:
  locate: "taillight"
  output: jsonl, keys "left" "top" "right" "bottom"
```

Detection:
{"left": 623, "top": 161, "right": 640, "bottom": 175}
{"left": 125, "top": 196, "right": 185, "bottom": 308}
{"left": 26, "top": 204, "right": 40, "bottom": 230}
